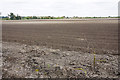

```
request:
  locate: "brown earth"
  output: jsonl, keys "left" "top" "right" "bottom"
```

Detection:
{"left": 2, "top": 42, "right": 118, "bottom": 78}
{"left": 2, "top": 19, "right": 118, "bottom": 54}
{"left": 2, "top": 19, "right": 119, "bottom": 78}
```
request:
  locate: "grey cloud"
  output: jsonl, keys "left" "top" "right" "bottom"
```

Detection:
{"left": 1, "top": 0, "right": 118, "bottom": 17}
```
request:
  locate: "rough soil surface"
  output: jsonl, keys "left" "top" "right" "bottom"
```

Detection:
{"left": 2, "top": 19, "right": 118, "bottom": 55}
{"left": 2, "top": 42, "right": 118, "bottom": 78}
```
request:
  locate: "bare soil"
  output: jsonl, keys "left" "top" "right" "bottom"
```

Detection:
{"left": 2, "top": 19, "right": 119, "bottom": 78}
{"left": 2, "top": 19, "right": 118, "bottom": 54}
{"left": 2, "top": 42, "right": 118, "bottom": 78}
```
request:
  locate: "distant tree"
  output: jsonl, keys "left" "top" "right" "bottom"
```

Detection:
{"left": 16, "top": 14, "right": 21, "bottom": 20}
{"left": 25, "top": 17, "right": 29, "bottom": 19}
{"left": 8, "top": 13, "right": 16, "bottom": 20}
{"left": 44, "top": 16, "right": 49, "bottom": 19}
{"left": 66, "top": 17, "right": 69, "bottom": 19}
{"left": 63, "top": 16, "right": 65, "bottom": 18}
{"left": 8, "top": 13, "right": 21, "bottom": 20}
{"left": 2, "top": 16, "right": 9, "bottom": 20}
{"left": 33, "top": 16, "right": 37, "bottom": 19}
{"left": 50, "top": 17, "right": 53, "bottom": 19}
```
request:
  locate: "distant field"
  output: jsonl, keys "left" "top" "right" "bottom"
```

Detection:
{"left": 2, "top": 19, "right": 118, "bottom": 54}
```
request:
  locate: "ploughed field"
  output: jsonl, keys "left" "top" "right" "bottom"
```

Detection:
{"left": 2, "top": 19, "right": 119, "bottom": 78}
{"left": 2, "top": 19, "right": 118, "bottom": 54}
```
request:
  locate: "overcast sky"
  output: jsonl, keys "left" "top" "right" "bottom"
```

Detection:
{"left": 0, "top": 0, "right": 119, "bottom": 17}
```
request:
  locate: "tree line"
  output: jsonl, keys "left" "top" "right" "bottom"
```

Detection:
{"left": 8, "top": 13, "right": 21, "bottom": 20}
{"left": 2, "top": 13, "right": 67, "bottom": 20}
{"left": 2, "top": 13, "right": 119, "bottom": 20}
